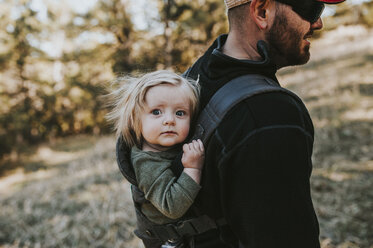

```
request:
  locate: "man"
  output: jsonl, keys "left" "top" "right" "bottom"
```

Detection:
{"left": 183, "top": 0, "right": 345, "bottom": 247}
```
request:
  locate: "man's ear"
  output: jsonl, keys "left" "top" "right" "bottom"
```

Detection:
{"left": 250, "top": 0, "right": 274, "bottom": 30}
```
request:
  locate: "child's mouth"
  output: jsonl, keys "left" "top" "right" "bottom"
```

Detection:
{"left": 162, "top": 131, "right": 176, "bottom": 135}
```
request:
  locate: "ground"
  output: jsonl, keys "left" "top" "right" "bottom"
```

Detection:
{"left": 0, "top": 25, "right": 372, "bottom": 247}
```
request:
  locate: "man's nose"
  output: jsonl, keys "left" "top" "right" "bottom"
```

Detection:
{"left": 311, "top": 17, "right": 323, "bottom": 30}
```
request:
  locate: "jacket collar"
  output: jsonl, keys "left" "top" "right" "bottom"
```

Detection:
{"left": 212, "top": 35, "right": 273, "bottom": 67}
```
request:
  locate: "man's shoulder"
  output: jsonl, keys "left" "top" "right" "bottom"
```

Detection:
{"left": 224, "top": 90, "right": 306, "bottom": 124}
{"left": 214, "top": 90, "right": 312, "bottom": 144}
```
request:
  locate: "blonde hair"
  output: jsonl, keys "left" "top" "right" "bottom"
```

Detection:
{"left": 106, "top": 70, "right": 200, "bottom": 148}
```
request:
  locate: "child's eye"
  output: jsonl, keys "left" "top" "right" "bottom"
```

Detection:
{"left": 152, "top": 109, "right": 161, "bottom": 115}
{"left": 176, "top": 110, "right": 186, "bottom": 117}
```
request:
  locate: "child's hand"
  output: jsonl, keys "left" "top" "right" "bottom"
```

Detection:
{"left": 181, "top": 139, "right": 204, "bottom": 170}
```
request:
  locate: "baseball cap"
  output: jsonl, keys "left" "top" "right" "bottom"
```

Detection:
{"left": 225, "top": 0, "right": 346, "bottom": 23}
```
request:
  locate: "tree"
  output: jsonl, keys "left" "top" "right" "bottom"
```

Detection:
{"left": 0, "top": 0, "right": 45, "bottom": 157}
{"left": 140, "top": 0, "right": 227, "bottom": 72}
{"left": 0, "top": 0, "right": 137, "bottom": 159}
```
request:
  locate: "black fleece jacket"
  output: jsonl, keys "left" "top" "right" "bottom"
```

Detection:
{"left": 182, "top": 34, "right": 321, "bottom": 248}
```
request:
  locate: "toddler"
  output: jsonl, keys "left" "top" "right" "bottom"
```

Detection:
{"left": 107, "top": 70, "right": 204, "bottom": 247}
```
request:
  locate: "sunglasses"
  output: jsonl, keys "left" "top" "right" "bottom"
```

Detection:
{"left": 275, "top": 0, "right": 325, "bottom": 23}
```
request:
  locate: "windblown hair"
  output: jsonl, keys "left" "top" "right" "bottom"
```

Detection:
{"left": 106, "top": 70, "right": 200, "bottom": 148}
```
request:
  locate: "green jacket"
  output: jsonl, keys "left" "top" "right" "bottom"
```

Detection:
{"left": 131, "top": 146, "right": 201, "bottom": 225}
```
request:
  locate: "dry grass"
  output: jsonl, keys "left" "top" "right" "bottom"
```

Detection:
{"left": 0, "top": 135, "right": 143, "bottom": 248}
{"left": 1, "top": 25, "right": 373, "bottom": 247}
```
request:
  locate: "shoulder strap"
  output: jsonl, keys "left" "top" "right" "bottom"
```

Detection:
{"left": 192, "top": 74, "right": 302, "bottom": 145}
{"left": 116, "top": 137, "right": 138, "bottom": 186}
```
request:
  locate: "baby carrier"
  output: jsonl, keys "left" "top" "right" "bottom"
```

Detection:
{"left": 116, "top": 74, "right": 304, "bottom": 247}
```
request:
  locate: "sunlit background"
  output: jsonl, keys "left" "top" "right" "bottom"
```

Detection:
{"left": 0, "top": 0, "right": 373, "bottom": 247}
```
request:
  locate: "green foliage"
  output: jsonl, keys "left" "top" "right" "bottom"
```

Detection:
{"left": 0, "top": 1, "right": 44, "bottom": 156}
{"left": 0, "top": 0, "right": 117, "bottom": 158}
{"left": 141, "top": 0, "right": 227, "bottom": 70}
{"left": 1, "top": 0, "right": 369, "bottom": 160}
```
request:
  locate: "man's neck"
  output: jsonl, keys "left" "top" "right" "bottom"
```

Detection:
{"left": 222, "top": 31, "right": 263, "bottom": 61}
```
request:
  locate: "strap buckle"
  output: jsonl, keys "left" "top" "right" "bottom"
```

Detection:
{"left": 153, "top": 215, "right": 223, "bottom": 242}
{"left": 162, "top": 220, "right": 197, "bottom": 241}
{"left": 174, "top": 219, "right": 198, "bottom": 236}
{"left": 163, "top": 223, "right": 182, "bottom": 241}
{"left": 159, "top": 218, "right": 200, "bottom": 242}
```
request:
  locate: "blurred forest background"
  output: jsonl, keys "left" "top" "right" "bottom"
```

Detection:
{"left": 0, "top": 0, "right": 373, "bottom": 247}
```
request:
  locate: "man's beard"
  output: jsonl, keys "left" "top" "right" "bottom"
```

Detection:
{"left": 266, "top": 11, "right": 311, "bottom": 67}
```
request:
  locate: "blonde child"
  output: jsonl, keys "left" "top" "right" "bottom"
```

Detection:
{"left": 107, "top": 70, "right": 204, "bottom": 247}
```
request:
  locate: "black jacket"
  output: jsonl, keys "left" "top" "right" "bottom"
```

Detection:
{"left": 116, "top": 34, "right": 320, "bottom": 248}
{"left": 182, "top": 35, "right": 320, "bottom": 248}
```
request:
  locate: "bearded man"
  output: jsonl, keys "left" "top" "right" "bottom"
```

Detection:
{"left": 182, "top": 0, "right": 346, "bottom": 247}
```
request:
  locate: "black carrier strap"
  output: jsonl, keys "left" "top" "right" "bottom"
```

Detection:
{"left": 116, "top": 136, "right": 138, "bottom": 185}
{"left": 192, "top": 74, "right": 301, "bottom": 145}
{"left": 119, "top": 74, "right": 304, "bottom": 247}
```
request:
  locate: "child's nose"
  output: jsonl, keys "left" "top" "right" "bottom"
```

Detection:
{"left": 163, "top": 114, "right": 175, "bottom": 125}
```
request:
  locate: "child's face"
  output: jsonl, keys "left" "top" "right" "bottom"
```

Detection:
{"left": 140, "top": 84, "right": 192, "bottom": 152}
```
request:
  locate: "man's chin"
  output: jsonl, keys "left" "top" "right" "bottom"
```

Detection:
{"left": 287, "top": 52, "right": 310, "bottom": 66}
{"left": 301, "top": 46, "right": 311, "bottom": 64}
{"left": 299, "top": 52, "right": 311, "bottom": 65}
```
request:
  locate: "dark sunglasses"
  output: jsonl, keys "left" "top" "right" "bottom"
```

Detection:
{"left": 275, "top": 0, "right": 325, "bottom": 23}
